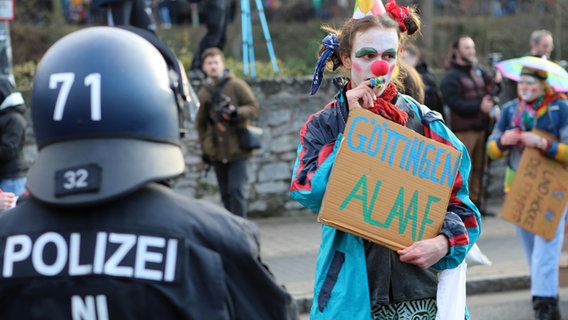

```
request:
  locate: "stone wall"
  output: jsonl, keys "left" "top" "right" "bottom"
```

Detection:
{"left": 22, "top": 77, "right": 505, "bottom": 217}
{"left": 172, "top": 77, "right": 338, "bottom": 217}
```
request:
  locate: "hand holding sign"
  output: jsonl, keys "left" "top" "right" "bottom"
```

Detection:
{"left": 500, "top": 129, "right": 568, "bottom": 240}
{"left": 319, "top": 108, "right": 461, "bottom": 251}
{"left": 398, "top": 235, "right": 449, "bottom": 269}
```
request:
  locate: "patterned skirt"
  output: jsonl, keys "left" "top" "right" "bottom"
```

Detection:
{"left": 370, "top": 298, "right": 437, "bottom": 320}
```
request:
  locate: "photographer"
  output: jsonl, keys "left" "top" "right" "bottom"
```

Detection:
{"left": 196, "top": 47, "right": 259, "bottom": 218}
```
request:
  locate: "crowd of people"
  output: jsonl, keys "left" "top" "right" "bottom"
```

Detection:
{"left": 39, "top": 0, "right": 558, "bottom": 27}
{"left": 1, "top": 0, "right": 568, "bottom": 319}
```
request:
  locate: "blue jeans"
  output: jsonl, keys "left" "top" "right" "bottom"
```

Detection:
{"left": 213, "top": 158, "right": 248, "bottom": 218}
{"left": 516, "top": 207, "right": 567, "bottom": 297}
{"left": 159, "top": 3, "right": 171, "bottom": 25}
{"left": 0, "top": 177, "right": 27, "bottom": 196}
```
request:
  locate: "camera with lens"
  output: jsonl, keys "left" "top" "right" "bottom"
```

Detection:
{"left": 486, "top": 52, "right": 503, "bottom": 119}
{"left": 212, "top": 95, "right": 238, "bottom": 123}
{"left": 487, "top": 52, "right": 502, "bottom": 68}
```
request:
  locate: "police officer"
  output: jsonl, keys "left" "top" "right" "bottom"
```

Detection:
{"left": 0, "top": 27, "right": 298, "bottom": 319}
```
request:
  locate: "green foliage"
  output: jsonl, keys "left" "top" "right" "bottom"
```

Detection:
{"left": 11, "top": 11, "right": 568, "bottom": 83}
{"left": 14, "top": 61, "right": 36, "bottom": 91}
{"left": 224, "top": 56, "right": 313, "bottom": 78}
{"left": 156, "top": 20, "right": 325, "bottom": 78}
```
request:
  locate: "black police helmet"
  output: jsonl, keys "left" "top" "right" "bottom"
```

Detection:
{"left": 27, "top": 27, "right": 185, "bottom": 206}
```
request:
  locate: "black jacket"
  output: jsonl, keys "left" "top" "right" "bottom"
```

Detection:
{"left": 415, "top": 61, "right": 444, "bottom": 116}
{"left": 0, "top": 93, "right": 29, "bottom": 180}
{"left": 440, "top": 61, "right": 493, "bottom": 132}
{"left": 0, "top": 183, "right": 298, "bottom": 319}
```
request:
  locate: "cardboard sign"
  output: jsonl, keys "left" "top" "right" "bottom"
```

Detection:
{"left": 500, "top": 130, "right": 568, "bottom": 240}
{"left": 318, "top": 108, "right": 462, "bottom": 251}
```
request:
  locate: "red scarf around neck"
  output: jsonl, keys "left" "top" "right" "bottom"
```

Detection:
{"left": 347, "top": 82, "right": 409, "bottom": 126}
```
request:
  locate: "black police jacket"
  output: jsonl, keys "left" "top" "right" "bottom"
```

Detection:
{"left": 0, "top": 183, "right": 298, "bottom": 319}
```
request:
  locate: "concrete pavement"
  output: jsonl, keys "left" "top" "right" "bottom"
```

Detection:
{"left": 253, "top": 196, "right": 540, "bottom": 313}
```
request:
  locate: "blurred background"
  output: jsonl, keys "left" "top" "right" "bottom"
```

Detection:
{"left": 11, "top": 0, "right": 568, "bottom": 87}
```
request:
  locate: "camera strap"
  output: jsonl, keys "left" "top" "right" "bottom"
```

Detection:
{"left": 205, "top": 77, "right": 232, "bottom": 155}
{"left": 207, "top": 77, "right": 231, "bottom": 107}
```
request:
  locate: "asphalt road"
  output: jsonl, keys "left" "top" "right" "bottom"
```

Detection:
{"left": 298, "top": 287, "right": 568, "bottom": 319}
{"left": 467, "top": 287, "right": 568, "bottom": 320}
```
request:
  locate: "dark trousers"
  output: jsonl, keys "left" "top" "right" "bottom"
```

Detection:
{"left": 190, "top": 0, "right": 233, "bottom": 71}
{"left": 98, "top": 0, "right": 156, "bottom": 32}
{"left": 213, "top": 158, "right": 248, "bottom": 218}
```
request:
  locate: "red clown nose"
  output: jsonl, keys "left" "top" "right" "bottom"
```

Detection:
{"left": 371, "top": 60, "right": 389, "bottom": 76}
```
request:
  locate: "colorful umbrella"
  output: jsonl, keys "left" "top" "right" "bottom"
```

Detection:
{"left": 495, "top": 56, "right": 568, "bottom": 91}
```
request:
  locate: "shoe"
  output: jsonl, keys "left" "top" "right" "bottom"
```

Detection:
{"left": 533, "top": 296, "right": 561, "bottom": 320}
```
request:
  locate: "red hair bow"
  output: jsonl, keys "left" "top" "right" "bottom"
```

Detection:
{"left": 385, "top": 0, "right": 409, "bottom": 32}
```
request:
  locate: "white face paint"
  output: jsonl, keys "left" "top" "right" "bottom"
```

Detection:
{"left": 342, "top": 27, "right": 399, "bottom": 96}
{"left": 517, "top": 75, "right": 545, "bottom": 102}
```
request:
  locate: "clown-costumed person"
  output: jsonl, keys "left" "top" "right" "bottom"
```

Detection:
{"left": 289, "top": 0, "right": 481, "bottom": 319}
{"left": 487, "top": 61, "right": 568, "bottom": 320}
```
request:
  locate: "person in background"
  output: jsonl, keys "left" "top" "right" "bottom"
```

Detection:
{"left": 530, "top": 29, "right": 554, "bottom": 59}
{"left": 289, "top": 0, "right": 481, "bottom": 318}
{"left": 486, "top": 65, "right": 567, "bottom": 320}
{"left": 63, "top": 0, "right": 71, "bottom": 21}
{"left": 401, "top": 42, "right": 445, "bottom": 117}
{"left": 91, "top": 0, "right": 157, "bottom": 32}
{"left": 500, "top": 29, "right": 556, "bottom": 107}
{"left": 0, "top": 190, "right": 16, "bottom": 212}
{"left": 0, "top": 78, "right": 28, "bottom": 197}
{"left": 152, "top": 0, "right": 172, "bottom": 29}
{"left": 196, "top": 47, "right": 260, "bottom": 218}
{"left": 188, "top": 0, "right": 237, "bottom": 82}
{"left": 399, "top": 61, "right": 426, "bottom": 105}
{"left": 68, "top": 0, "right": 90, "bottom": 24}
{"left": 0, "top": 26, "right": 297, "bottom": 319}
{"left": 440, "top": 35, "right": 499, "bottom": 216}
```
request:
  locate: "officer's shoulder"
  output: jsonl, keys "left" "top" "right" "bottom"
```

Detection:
{"left": 140, "top": 184, "right": 257, "bottom": 238}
